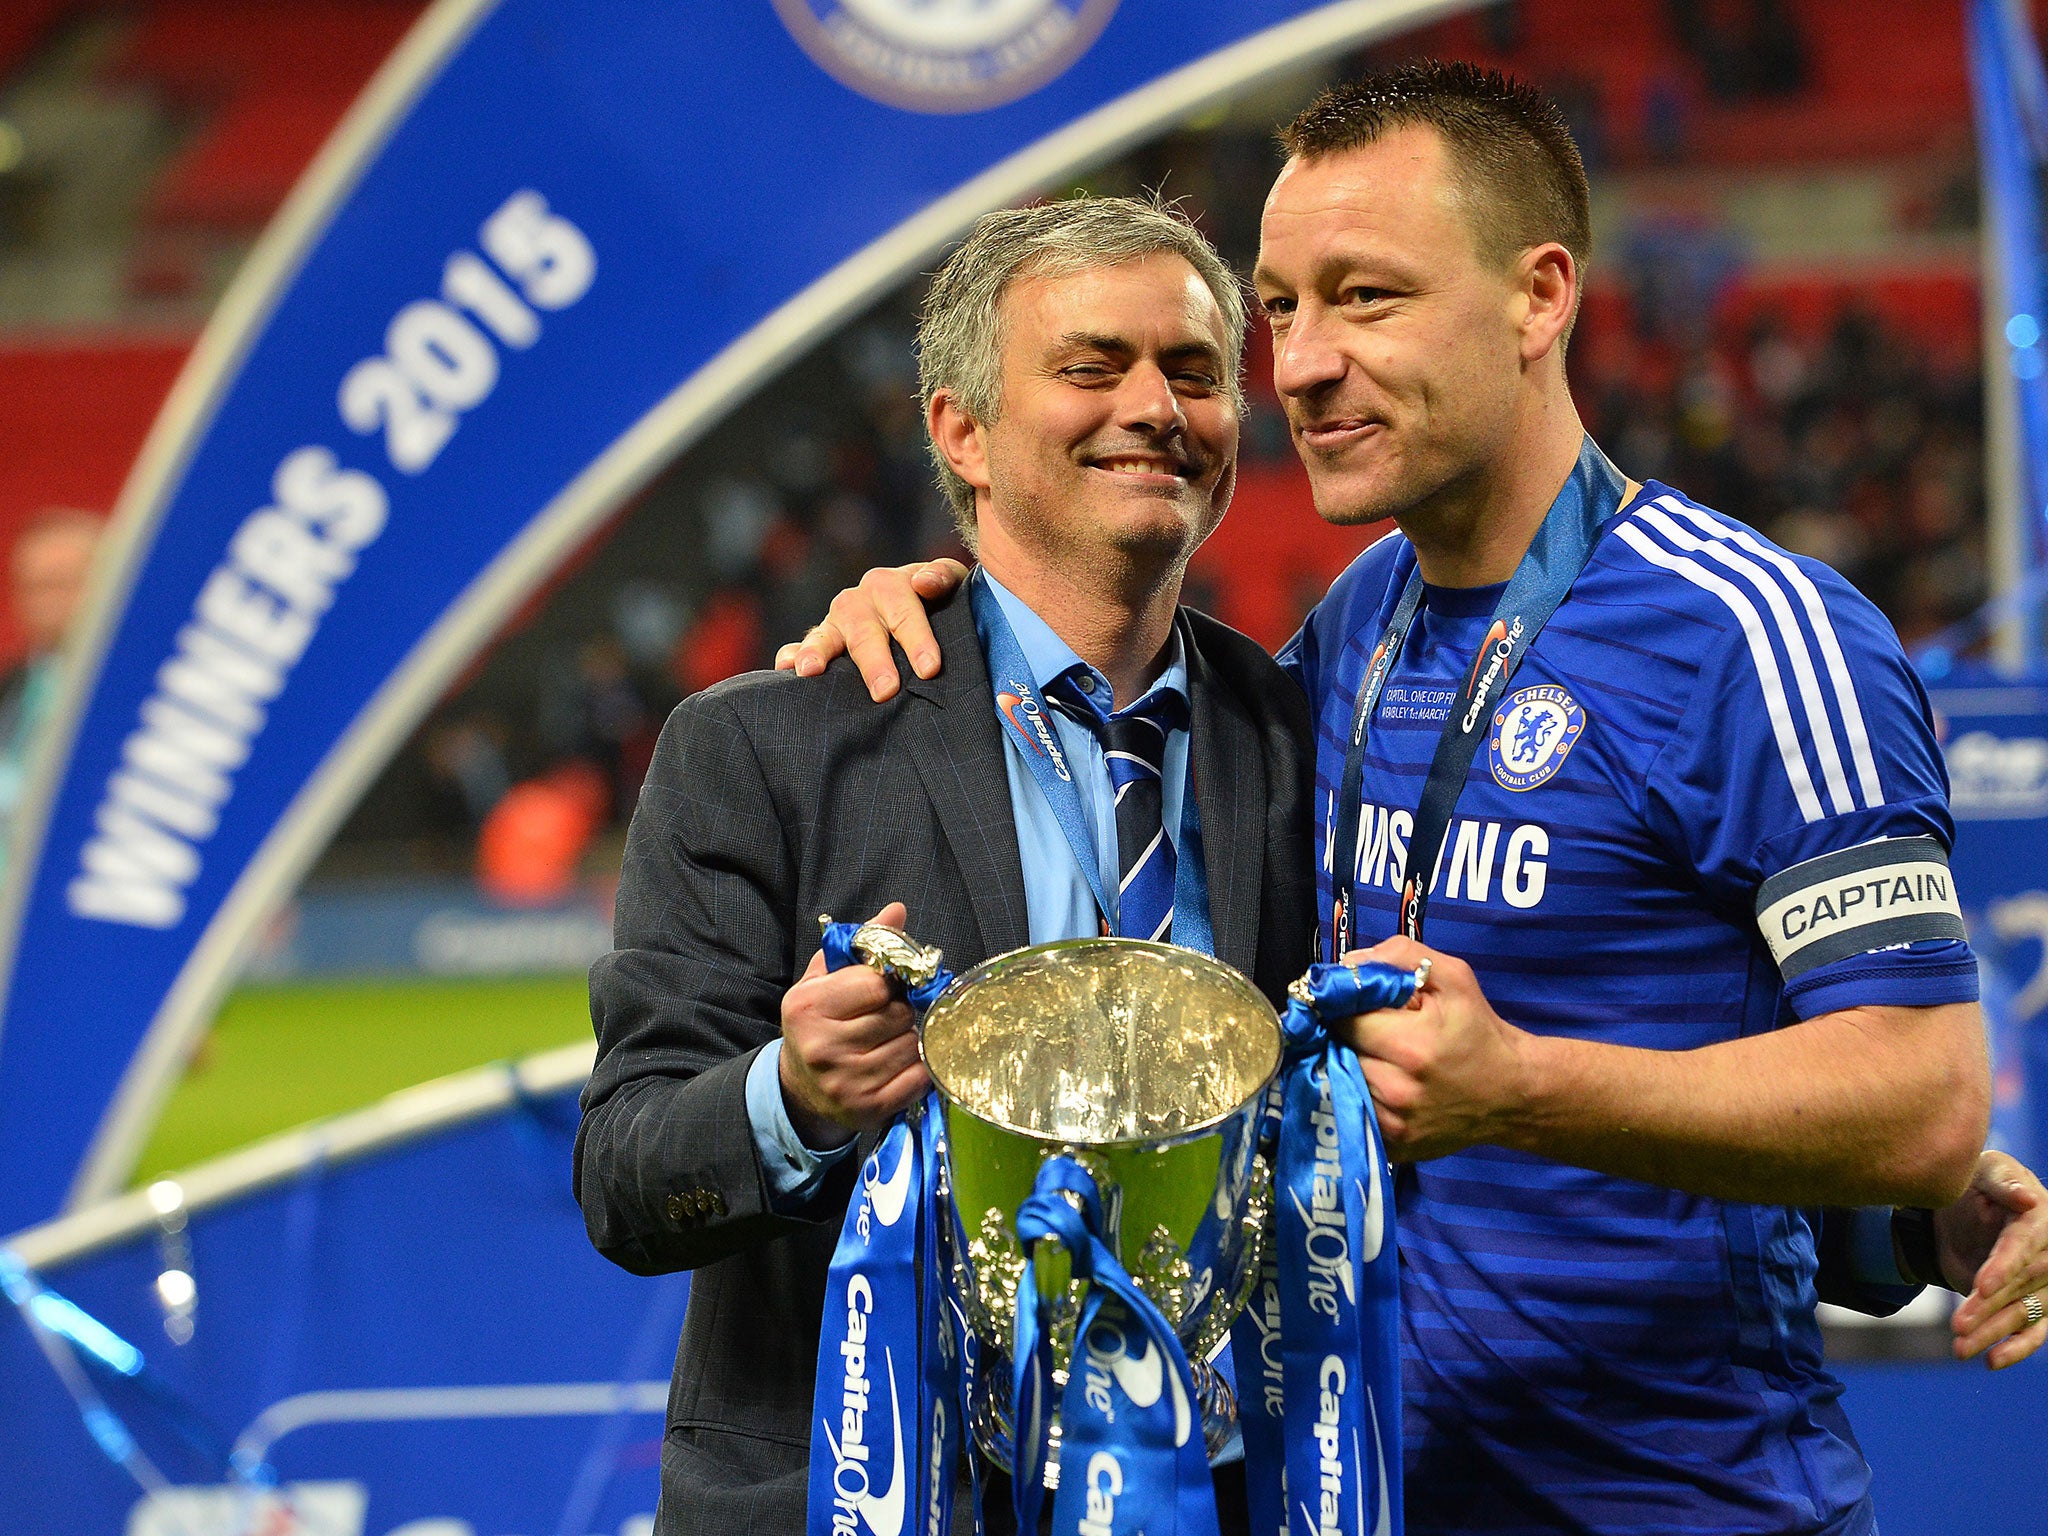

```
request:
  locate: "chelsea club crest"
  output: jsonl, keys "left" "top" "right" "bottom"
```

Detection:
{"left": 1489, "top": 685, "right": 1586, "bottom": 791}
{"left": 773, "top": 0, "right": 1121, "bottom": 114}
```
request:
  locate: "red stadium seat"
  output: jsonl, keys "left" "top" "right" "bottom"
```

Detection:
{"left": 0, "top": 340, "right": 189, "bottom": 663}
{"left": 1413, "top": 0, "right": 2024, "bottom": 166}
{"left": 107, "top": 1, "right": 424, "bottom": 230}
{"left": 0, "top": 1, "right": 68, "bottom": 89}
{"left": 148, "top": 89, "right": 361, "bottom": 228}
{"left": 105, "top": 0, "right": 420, "bottom": 102}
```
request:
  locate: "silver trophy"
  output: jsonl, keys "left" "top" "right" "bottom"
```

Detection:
{"left": 899, "top": 934, "right": 1283, "bottom": 1477}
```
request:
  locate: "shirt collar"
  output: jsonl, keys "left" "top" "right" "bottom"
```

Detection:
{"left": 978, "top": 567, "right": 1189, "bottom": 714}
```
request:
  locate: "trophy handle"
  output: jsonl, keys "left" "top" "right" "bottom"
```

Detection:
{"left": 1189, "top": 1354, "right": 1238, "bottom": 1458}
{"left": 1022, "top": 1153, "right": 1105, "bottom": 1310}
{"left": 819, "top": 912, "right": 947, "bottom": 991}
{"left": 1031, "top": 1228, "right": 1074, "bottom": 1309}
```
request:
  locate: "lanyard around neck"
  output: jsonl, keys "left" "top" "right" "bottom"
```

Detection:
{"left": 969, "top": 571, "right": 1213, "bottom": 955}
{"left": 1330, "top": 437, "right": 1628, "bottom": 954}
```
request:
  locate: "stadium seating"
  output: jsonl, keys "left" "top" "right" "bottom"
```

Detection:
{"left": 0, "top": 340, "right": 187, "bottom": 657}
{"left": 104, "top": 0, "right": 418, "bottom": 102}
{"left": 0, "top": 1, "right": 69, "bottom": 87}
{"left": 148, "top": 88, "right": 362, "bottom": 227}
{"left": 112, "top": 0, "right": 422, "bottom": 231}
{"left": 1417, "top": 0, "right": 1996, "bottom": 166}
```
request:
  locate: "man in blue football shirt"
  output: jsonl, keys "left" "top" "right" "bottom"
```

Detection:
{"left": 783, "top": 61, "right": 2048, "bottom": 1536}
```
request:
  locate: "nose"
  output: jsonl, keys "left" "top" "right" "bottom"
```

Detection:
{"left": 1116, "top": 361, "right": 1185, "bottom": 435}
{"left": 1269, "top": 305, "right": 1347, "bottom": 403}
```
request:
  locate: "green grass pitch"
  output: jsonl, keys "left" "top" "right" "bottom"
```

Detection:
{"left": 131, "top": 973, "right": 595, "bottom": 1184}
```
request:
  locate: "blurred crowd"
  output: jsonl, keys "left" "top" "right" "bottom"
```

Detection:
{"left": 347, "top": 298, "right": 965, "bottom": 902}
{"left": 1578, "top": 303, "right": 1986, "bottom": 644}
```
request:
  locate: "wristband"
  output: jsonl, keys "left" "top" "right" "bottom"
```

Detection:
{"left": 1891, "top": 1205, "right": 1949, "bottom": 1292}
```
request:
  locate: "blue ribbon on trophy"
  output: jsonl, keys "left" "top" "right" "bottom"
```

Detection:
{"left": 808, "top": 920, "right": 961, "bottom": 1536}
{"left": 1232, "top": 960, "right": 1418, "bottom": 1536}
{"left": 1013, "top": 1155, "right": 1218, "bottom": 1535}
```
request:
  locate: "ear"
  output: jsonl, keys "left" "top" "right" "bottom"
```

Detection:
{"left": 1514, "top": 242, "right": 1577, "bottom": 366}
{"left": 927, "top": 389, "right": 993, "bottom": 500}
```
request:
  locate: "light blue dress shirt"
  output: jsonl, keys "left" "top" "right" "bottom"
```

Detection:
{"left": 978, "top": 568, "right": 1192, "bottom": 943}
{"left": 744, "top": 568, "right": 1193, "bottom": 1201}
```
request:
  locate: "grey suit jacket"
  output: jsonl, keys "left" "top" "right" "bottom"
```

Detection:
{"left": 575, "top": 587, "right": 1316, "bottom": 1534}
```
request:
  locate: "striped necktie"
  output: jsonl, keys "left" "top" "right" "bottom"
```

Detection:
{"left": 1049, "top": 671, "right": 1186, "bottom": 943}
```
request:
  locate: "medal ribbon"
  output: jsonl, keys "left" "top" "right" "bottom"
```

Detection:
{"left": 970, "top": 570, "right": 1215, "bottom": 957}
{"left": 1330, "top": 437, "right": 1627, "bottom": 952}
{"left": 1012, "top": 1156, "right": 1219, "bottom": 1536}
{"left": 808, "top": 924, "right": 960, "bottom": 1536}
{"left": 1233, "top": 959, "right": 1421, "bottom": 1536}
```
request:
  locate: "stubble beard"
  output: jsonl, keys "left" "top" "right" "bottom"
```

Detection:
{"left": 1303, "top": 446, "right": 1418, "bottom": 529}
{"left": 1003, "top": 477, "right": 1204, "bottom": 598}
{"left": 1310, "top": 476, "right": 1403, "bottom": 528}
{"left": 1303, "top": 426, "right": 1485, "bottom": 539}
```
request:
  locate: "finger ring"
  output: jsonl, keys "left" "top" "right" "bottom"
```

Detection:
{"left": 2026, "top": 1293, "right": 2044, "bottom": 1329}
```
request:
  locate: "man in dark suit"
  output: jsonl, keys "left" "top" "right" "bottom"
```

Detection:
{"left": 574, "top": 197, "right": 1314, "bottom": 1534}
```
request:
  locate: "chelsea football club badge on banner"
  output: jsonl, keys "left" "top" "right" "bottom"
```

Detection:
{"left": 773, "top": 0, "right": 1120, "bottom": 112}
{"left": 1490, "top": 684, "right": 1586, "bottom": 791}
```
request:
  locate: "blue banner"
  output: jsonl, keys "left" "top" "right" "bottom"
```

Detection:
{"left": 1251, "top": 962, "right": 1409, "bottom": 1536}
{"left": 0, "top": 1057, "right": 680, "bottom": 1535}
{"left": 1934, "top": 681, "right": 2048, "bottom": 1163}
{"left": 1012, "top": 1156, "right": 1217, "bottom": 1536}
{"left": 0, "top": 0, "right": 1469, "bottom": 1235}
{"left": 808, "top": 921, "right": 960, "bottom": 1536}
{"left": 1969, "top": 0, "right": 2048, "bottom": 658}
{"left": 808, "top": 1119, "right": 943, "bottom": 1536}
{"left": 243, "top": 879, "right": 615, "bottom": 981}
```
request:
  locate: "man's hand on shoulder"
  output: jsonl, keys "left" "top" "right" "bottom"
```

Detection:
{"left": 1334, "top": 935, "right": 1535, "bottom": 1162}
{"left": 774, "top": 559, "right": 970, "bottom": 701}
{"left": 778, "top": 901, "right": 932, "bottom": 1146}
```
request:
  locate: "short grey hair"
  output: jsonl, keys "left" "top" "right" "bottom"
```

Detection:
{"left": 916, "top": 195, "right": 1247, "bottom": 542}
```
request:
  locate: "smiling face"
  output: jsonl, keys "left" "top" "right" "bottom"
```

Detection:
{"left": 932, "top": 253, "right": 1239, "bottom": 578}
{"left": 1254, "top": 125, "right": 1550, "bottom": 529}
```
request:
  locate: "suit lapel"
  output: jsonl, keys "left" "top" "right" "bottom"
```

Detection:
{"left": 1182, "top": 612, "right": 1265, "bottom": 978}
{"left": 895, "top": 594, "right": 1261, "bottom": 974}
{"left": 901, "top": 593, "right": 1031, "bottom": 963}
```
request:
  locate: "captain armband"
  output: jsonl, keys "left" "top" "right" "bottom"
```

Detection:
{"left": 1754, "top": 835, "right": 1966, "bottom": 981}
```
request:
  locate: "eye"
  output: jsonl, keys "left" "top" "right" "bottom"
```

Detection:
{"left": 1343, "top": 286, "right": 1391, "bottom": 308}
{"left": 1062, "top": 363, "right": 1115, "bottom": 383}
{"left": 1259, "top": 295, "right": 1294, "bottom": 319}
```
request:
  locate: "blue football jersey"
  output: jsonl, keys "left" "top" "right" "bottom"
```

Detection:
{"left": 1279, "top": 479, "right": 1978, "bottom": 1536}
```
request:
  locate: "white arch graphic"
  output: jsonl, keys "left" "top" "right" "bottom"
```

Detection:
{"left": 0, "top": 0, "right": 1476, "bottom": 1220}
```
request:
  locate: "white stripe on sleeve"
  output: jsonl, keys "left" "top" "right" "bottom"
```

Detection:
{"left": 1666, "top": 501, "right": 1885, "bottom": 808}
{"left": 1640, "top": 499, "right": 1855, "bottom": 815}
{"left": 1614, "top": 519, "right": 1826, "bottom": 822}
